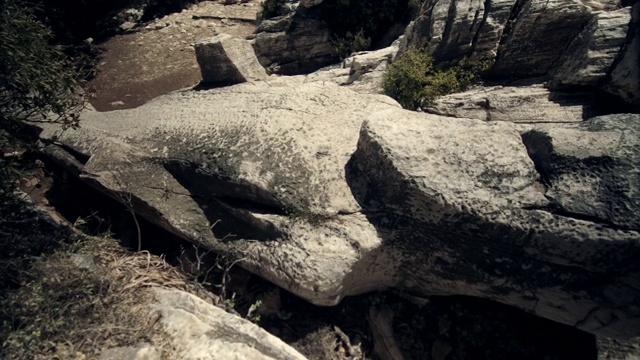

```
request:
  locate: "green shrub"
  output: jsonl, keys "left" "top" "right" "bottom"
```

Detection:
{"left": 330, "top": 29, "right": 372, "bottom": 59}
{"left": 382, "top": 47, "right": 486, "bottom": 110}
{"left": 0, "top": 0, "right": 85, "bottom": 132}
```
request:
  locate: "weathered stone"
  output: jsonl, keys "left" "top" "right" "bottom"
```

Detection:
{"left": 252, "top": 13, "right": 334, "bottom": 74}
{"left": 303, "top": 43, "right": 398, "bottom": 94}
{"left": 195, "top": 34, "right": 267, "bottom": 85}
{"left": 551, "top": 8, "right": 631, "bottom": 88}
{"left": 35, "top": 82, "right": 640, "bottom": 339}
{"left": 521, "top": 113, "right": 640, "bottom": 229}
{"left": 151, "top": 287, "right": 307, "bottom": 360}
{"left": 400, "top": 0, "right": 639, "bottom": 105}
{"left": 598, "top": 337, "right": 640, "bottom": 360}
{"left": 402, "top": 0, "right": 594, "bottom": 76}
{"left": 100, "top": 345, "right": 162, "bottom": 360}
{"left": 351, "top": 109, "right": 640, "bottom": 338}
{"left": 605, "top": 1, "right": 640, "bottom": 106}
{"left": 424, "top": 85, "right": 597, "bottom": 122}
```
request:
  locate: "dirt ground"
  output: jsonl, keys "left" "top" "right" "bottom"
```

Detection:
{"left": 86, "top": 0, "right": 259, "bottom": 111}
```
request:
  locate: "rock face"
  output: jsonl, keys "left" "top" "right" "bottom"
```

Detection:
{"left": 400, "top": 0, "right": 639, "bottom": 105}
{"left": 424, "top": 85, "right": 596, "bottom": 122}
{"left": 195, "top": 34, "right": 267, "bottom": 85}
{"left": 252, "top": 11, "right": 334, "bottom": 74}
{"left": 550, "top": 8, "right": 631, "bottom": 88}
{"left": 303, "top": 43, "right": 398, "bottom": 94}
{"left": 151, "top": 287, "right": 307, "bottom": 360}
{"left": 522, "top": 114, "right": 640, "bottom": 230}
{"left": 36, "top": 81, "right": 640, "bottom": 339}
{"left": 605, "top": 1, "right": 640, "bottom": 106}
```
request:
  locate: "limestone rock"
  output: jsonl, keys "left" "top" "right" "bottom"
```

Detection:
{"left": 402, "top": 0, "right": 592, "bottom": 76}
{"left": 521, "top": 113, "right": 640, "bottom": 229}
{"left": 195, "top": 34, "right": 267, "bottom": 85}
{"left": 605, "top": 1, "right": 640, "bottom": 106}
{"left": 36, "top": 82, "right": 640, "bottom": 339}
{"left": 100, "top": 345, "right": 162, "bottom": 360}
{"left": 303, "top": 44, "right": 398, "bottom": 94}
{"left": 400, "top": 0, "right": 639, "bottom": 105}
{"left": 550, "top": 8, "right": 631, "bottom": 88}
{"left": 350, "top": 109, "right": 640, "bottom": 338}
{"left": 151, "top": 287, "right": 307, "bottom": 360}
{"left": 424, "top": 85, "right": 597, "bottom": 122}
{"left": 252, "top": 13, "right": 334, "bottom": 74}
{"left": 598, "top": 337, "right": 640, "bottom": 360}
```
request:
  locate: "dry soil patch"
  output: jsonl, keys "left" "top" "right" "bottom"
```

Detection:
{"left": 86, "top": 1, "right": 260, "bottom": 111}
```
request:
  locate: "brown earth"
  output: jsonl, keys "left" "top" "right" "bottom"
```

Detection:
{"left": 86, "top": 0, "right": 259, "bottom": 111}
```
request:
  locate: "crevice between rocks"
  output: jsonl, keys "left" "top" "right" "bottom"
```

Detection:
{"left": 493, "top": 0, "right": 529, "bottom": 66}
{"left": 469, "top": 0, "right": 492, "bottom": 58}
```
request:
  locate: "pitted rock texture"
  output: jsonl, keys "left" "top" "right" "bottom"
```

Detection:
{"left": 36, "top": 82, "right": 640, "bottom": 339}
{"left": 195, "top": 34, "right": 267, "bottom": 85}
{"left": 151, "top": 287, "right": 307, "bottom": 360}
{"left": 423, "top": 85, "right": 598, "bottom": 122}
{"left": 522, "top": 113, "right": 640, "bottom": 230}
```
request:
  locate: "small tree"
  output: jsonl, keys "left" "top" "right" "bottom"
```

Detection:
{"left": 382, "top": 47, "right": 486, "bottom": 110}
{"left": 0, "top": 0, "right": 85, "bottom": 133}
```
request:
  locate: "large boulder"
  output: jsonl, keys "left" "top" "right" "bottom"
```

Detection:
{"left": 36, "top": 81, "right": 640, "bottom": 339}
{"left": 252, "top": 12, "right": 334, "bottom": 75}
{"left": 195, "top": 34, "right": 267, "bottom": 86}
{"left": 522, "top": 113, "right": 640, "bottom": 229}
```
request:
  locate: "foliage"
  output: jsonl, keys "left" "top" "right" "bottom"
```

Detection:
{"left": 0, "top": 0, "right": 86, "bottom": 133}
{"left": 382, "top": 47, "right": 487, "bottom": 110}
{"left": 325, "top": 0, "right": 418, "bottom": 58}
{"left": 331, "top": 29, "right": 372, "bottom": 59}
{"left": 260, "top": 0, "right": 289, "bottom": 20}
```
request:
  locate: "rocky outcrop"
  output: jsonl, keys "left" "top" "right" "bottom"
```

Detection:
{"left": 550, "top": 7, "right": 631, "bottom": 88}
{"left": 195, "top": 34, "right": 267, "bottom": 85}
{"left": 400, "top": 0, "right": 639, "bottom": 105}
{"left": 36, "top": 81, "right": 640, "bottom": 339}
{"left": 424, "top": 85, "right": 602, "bottom": 122}
{"left": 252, "top": 12, "right": 334, "bottom": 75}
{"left": 151, "top": 287, "right": 307, "bottom": 360}
{"left": 605, "top": 1, "right": 640, "bottom": 106}
{"left": 522, "top": 114, "right": 640, "bottom": 229}
{"left": 303, "top": 43, "right": 398, "bottom": 94}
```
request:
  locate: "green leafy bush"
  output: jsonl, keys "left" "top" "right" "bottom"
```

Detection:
{"left": 382, "top": 47, "right": 486, "bottom": 110}
{"left": 0, "top": 0, "right": 85, "bottom": 132}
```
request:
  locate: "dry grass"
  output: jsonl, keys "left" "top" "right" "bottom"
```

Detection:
{"left": 0, "top": 232, "right": 218, "bottom": 360}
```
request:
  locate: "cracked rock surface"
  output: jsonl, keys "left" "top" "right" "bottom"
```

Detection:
{"left": 36, "top": 79, "right": 640, "bottom": 339}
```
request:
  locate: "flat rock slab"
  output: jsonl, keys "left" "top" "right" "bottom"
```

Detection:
{"left": 196, "top": 34, "right": 267, "bottom": 85}
{"left": 36, "top": 80, "right": 640, "bottom": 339}
{"left": 424, "top": 85, "right": 594, "bottom": 123}
{"left": 151, "top": 287, "right": 307, "bottom": 360}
